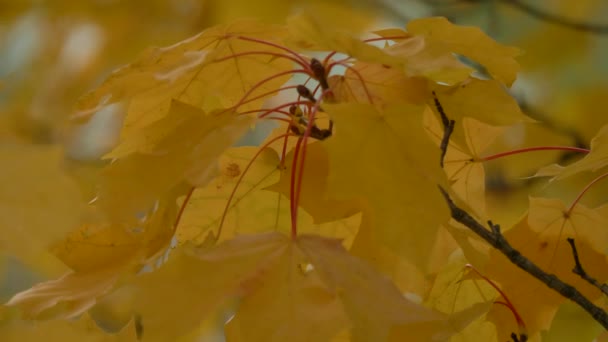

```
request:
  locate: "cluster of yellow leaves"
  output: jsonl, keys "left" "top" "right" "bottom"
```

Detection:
{"left": 7, "top": 9, "right": 608, "bottom": 342}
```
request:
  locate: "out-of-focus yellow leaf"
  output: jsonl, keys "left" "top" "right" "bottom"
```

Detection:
{"left": 389, "top": 302, "right": 491, "bottom": 341}
{"left": 286, "top": 13, "right": 401, "bottom": 66}
{"left": 323, "top": 103, "right": 449, "bottom": 267}
{"left": 76, "top": 20, "right": 292, "bottom": 138}
{"left": 97, "top": 100, "right": 252, "bottom": 222}
{"left": 53, "top": 198, "right": 177, "bottom": 272}
{"left": 542, "top": 302, "right": 603, "bottom": 342}
{"left": 131, "top": 232, "right": 288, "bottom": 342}
{"left": 406, "top": 17, "right": 521, "bottom": 86}
{"left": 0, "top": 144, "right": 84, "bottom": 259}
{"left": 551, "top": 124, "right": 608, "bottom": 180}
{"left": 7, "top": 194, "right": 178, "bottom": 319}
{"left": 0, "top": 313, "right": 137, "bottom": 342}
{"left": 5, "top": 265, "right": 123, "bottom": 320}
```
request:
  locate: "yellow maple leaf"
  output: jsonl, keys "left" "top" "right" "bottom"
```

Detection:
{"left": 484, "top": 213, "right": 608, "bottom": 340}
{"left": 176, "top": 145, "right": 361, "bottom": 246}
{"left": 551, "top": 124, "right": 608, "bottom": 180}
{"left": 265, "top": 141, "right": 362, "bottom": 223}
{"left": 323, "top": 103, "right": 449, "bottom": 267}
{"left": 5, "top": 265, "right": 123, "bottom": 320}
{"left": 75, "top": 20, "right": 292, "bottom": 139}
{"left": 406, "top": 17, "right": 521, "bottom": 86}
{"left": 431, "top": 78, "right": 532, "bottom": 148}
{"left": 53, "top": 197, "right": 177, "bottom": 272}
{"left": 7, "top": 195, "right": 178, "bottom": 319}
{"left": 97, "top": 100, "right": 252, "bottom": 222}
{"left": 425, "top": 110, "right": 507, "bottom": 218}
{"left": 286, "top": 12, "right": 402, "bottom": 66}
{"left": 382, "top": 33, "right": 473, "bottom": 86}
{"left": 527, "top": 197, "right": 608, "bottom": 255}
{"left": 327, "top": 60, "right": 428, "bottom": 107}
{"left": 132, "top": 232, "right": 445, "bottom": 341}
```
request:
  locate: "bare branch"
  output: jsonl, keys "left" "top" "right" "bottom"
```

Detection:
{"left": 566, "top": 238, "right": 608, "bottom": 296}
{"left": 432, "top": 91, "right": 455, "bottom": 168}
{"left": 439, "top": 188, "right": 608, "bottom": 329}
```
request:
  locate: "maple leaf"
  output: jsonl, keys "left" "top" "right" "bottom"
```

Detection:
{"left": 176, "top": 145, "right": 361, "bottom": 246}
{"left": 285, "top": 13, "right": 402, "bottom": 66}
{"left": 5, "top": 266, "right": 123, "bottom": 320}
{"left": 327, "top": 60, "right": 428, "bottom": 106}
{"left": 431, "top": 78, "right": 531, "bottom": 148}
{"left": 322, "top": 102, "right": 449, "bottom": 266}
{"left": 52, "top": 197, "right": 177, "bottom": 272}
{"left": 6, "top": 196, "right": 178, "bottom": 319}
{"left": 96, "top": 100, "right": 252, "bottom": 222}
{"left": 265, "top": 141, "right": 362, "bottom": 224}
{"left": 406, "top": 17, "right": 522, "bottom": 86}
{"left": 75, "top": 20, "right": 292, "bottom": 139}
{"left": 131, "top": 232, "right": 446, "bottom": 341}
{"left": 376, "top": 30, "right": 473, "bottom": 85}
{"left": 484, "top": 209, "right": 608, "bottom": 340}
{"left": 550, "top": 124, "right": 608, "bottom": 180}
{"left": 424, "top": 111, "right": 507, "bottom": 217}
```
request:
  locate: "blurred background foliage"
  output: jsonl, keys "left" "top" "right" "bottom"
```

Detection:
{"left": 2, "top": 0, "right": 608, "bottom": 339}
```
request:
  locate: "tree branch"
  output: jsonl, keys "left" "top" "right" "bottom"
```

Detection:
{"left": 501, "top": 0, "right": 608, "bottom": 35}
{"left": 432, "top": 91, "right": 455, "bottom": 168}
{"left": 566, "top": 238, "right": 608, "bottom": 296}
{"left": 439, "top": 188, "right": 608, "bottom": 329}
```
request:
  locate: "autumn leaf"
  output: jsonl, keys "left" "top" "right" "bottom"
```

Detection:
{"left": 286, "top": 13, "right": 402, "bottom": 66}
{"left": 265, "top": 141, "right": 362, "bottom": 224}
{"left": 133, "top": 232, "right": 445, "bottom": 341}
{"left": 5, "top": 266, "right": 123, "bottom": 320}
{"left": 323, "top": 102, "right": 449, "bottom": 266}
{"left": 0, "top": 313, "right": 138, "bottom": 342}
{"left": 176, "top": 145, "right": 361, "bottom": 246}
{"left": 97, "top": 100, "right": 252, "bottom": 222}
{"left": 52, "top": 197, "right": 177, "bottom": 272}
{"left": 527, "top": 197, "right": 608, "bottom": 255}
{"left": 406, "top": 17, "right": 521, "bottom": 86}
{"left": 327, "top": 60, "right": 429, "bottom": 106}
{"left": 6, "top": 194, "right": 178, "bottom": 319}
{"left": 75, "top": 19, "right": 292, "bottom": 138}
{"left": 484, "top": 213, "right": 608, "bottom": 340}
{"left": 551, "top": 124, "right": 608, "bottom": 179}
{"left": 381, "top": 34, "right": 472, "bottom": 86}
{"left": 431, "top": 78, "right": 531, "bottom": 147}
{"left": 424, "top": 111, "right": 507, "bottom": 217}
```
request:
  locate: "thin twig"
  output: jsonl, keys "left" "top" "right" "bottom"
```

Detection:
{"left": 432, "top": 91, "right": 455, "bottom": 168}
{"left": 439, "top": 188, "right": 608, "bottom": 329}
{"left": 566, "top": 238, "right": 608, "bottom": 296}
